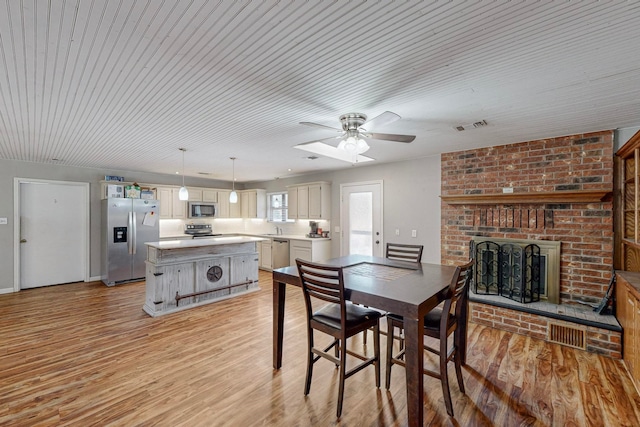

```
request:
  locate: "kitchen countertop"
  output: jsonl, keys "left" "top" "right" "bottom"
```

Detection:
{"left": 158, "top": 233, "right": 331, "bottom": 242}
{"left": 147, "top": 235, "right": 266, "bottom": 250}
{"left": 254, "top": 234, "right": 331, "bottom": 241}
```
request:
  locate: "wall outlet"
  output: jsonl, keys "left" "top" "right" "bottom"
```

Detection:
{"left": 334, "top": 226, "right": 340, "bottom": 233}
{"left": 502, "top": 187, "right": 514, "bottom": 193}
{"left": 395, "top": 228, "right": 400, "bottom": 236}
{"left": 411, "top": 230, "right": 417, "bottom": 238}
{"left": 0, "top": 218, "right": 7, "bottom": 225}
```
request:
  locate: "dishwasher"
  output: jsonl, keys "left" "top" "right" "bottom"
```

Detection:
{"left": 272, "top": 239, "right": 290, "bottom": 269}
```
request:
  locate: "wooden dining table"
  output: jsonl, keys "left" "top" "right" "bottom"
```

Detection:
{"left": 272, "top": 254, "right": 457, "bottom": 427}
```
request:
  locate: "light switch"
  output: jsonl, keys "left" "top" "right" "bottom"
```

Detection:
{"left": 0, "top": 218, "right": 7, "bottom": 225}
{"left": 395, "top": 228, "right": 400, "bottom": 236}
{"left": 411, "top": 230, "right": 417, "bottom": 238}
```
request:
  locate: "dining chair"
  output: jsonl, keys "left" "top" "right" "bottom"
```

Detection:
{"left": 385, "top": 243, "right": 424, "bottom": 263}
{"left": 296, "top": 258, "right": 382, "bottom": 418}
{"left": 363, "top": 243, "right": 424, "bottom": 345}
{"left": 384, "top": 259, "right": 473, "bottom": 417}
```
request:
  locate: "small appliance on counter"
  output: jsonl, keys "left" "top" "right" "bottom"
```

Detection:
{"left": 185, "top": 223, "right": 221, "bottom": 238}
{"left": 307, "top": 221, "right": 329, "bottom": 238}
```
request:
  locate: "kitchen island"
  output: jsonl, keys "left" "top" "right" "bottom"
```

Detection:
{"left": 143, "top": 236, "right": 265, "bottom": 317}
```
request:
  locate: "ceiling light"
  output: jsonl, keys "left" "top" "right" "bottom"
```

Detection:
{"left": 337, "top": 130, "right": 369, "bottom": 154}
{"left": 229, "top": 157, "right": 238, "bottom": 204}
{"left": 178, "top": 148, "right": 188, "bottom": 201}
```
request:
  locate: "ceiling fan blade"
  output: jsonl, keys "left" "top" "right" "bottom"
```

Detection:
{"left": 294, "top": 141, "right": 375, "bottom": 163}
{"left": 362, "top": 111, "right": 401, "bottom": 130}
{"left": 364, "top": 132, "right": 416, "bottom": 143}
{"left": 299, "top": 122, "right": 342, "bottom": 132}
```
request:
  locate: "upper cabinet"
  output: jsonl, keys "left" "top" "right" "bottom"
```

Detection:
{"left": 157, "top": 186, "right": 186, "bottom": 219}
{"left": 287, "top": 182, "right": 331, "bottom": 220}
{"left": 240, "top": 189, "right": 266, "bottom": 219}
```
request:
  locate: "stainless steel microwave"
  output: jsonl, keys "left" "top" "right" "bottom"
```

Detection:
{"left": 188, "top": 202, "right": 217, "bottom": 218}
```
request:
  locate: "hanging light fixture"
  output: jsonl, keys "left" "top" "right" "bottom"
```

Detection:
{"left": 229, "top": 157, "right": 238, "bottom": 203}
{"left": 178, "top": 148, "right": 189, "bottom": 201}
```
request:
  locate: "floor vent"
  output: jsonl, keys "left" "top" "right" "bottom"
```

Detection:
{"left": 548, "top": 322, "right": 587, "bottom": 350}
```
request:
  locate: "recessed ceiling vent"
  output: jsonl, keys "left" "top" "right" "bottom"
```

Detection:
{"left": 455, "top": 120, "right": 488, "bottom": 131}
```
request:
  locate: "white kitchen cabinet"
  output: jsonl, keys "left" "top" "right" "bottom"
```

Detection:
{"left": 217, "top": 190, "right": 230, "bottom": 217}
{"left": 187, "top": 188, "right": 203, "bottom": 202}
{"left": 288, "top": 186, "right": 298, "bottom": 218}
{"left": 217, "top": 190, "right": 241, "bottom": 217}
{"left": 240, "top": 189, "right": 266, "bottom": 218}
{"left": 260, "top": 239, "right": 273, "bottom": 270}
{"left": 287, "top": 182, "right": 331, "bottom": 220}
{"left": 297, "top": 186, "right": 309, "bottom": 218}
{"left": 156, "top": 187, "right": 186, "bottom": 219}
{"left": 157, "top": 187, "right": 173, "bottom": 219}
{"left": 289, "top": 238, "right": 331, "bottom": 266}
{"left": 172, "top": 189, "right": 187, "bottom": 219}
{"left": 202, "top": 189, "right": 218, "bottom": 202}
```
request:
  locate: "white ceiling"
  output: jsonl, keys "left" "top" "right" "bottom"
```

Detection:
{"left": 1, "top": 1, "right": 640, "bottom": 183}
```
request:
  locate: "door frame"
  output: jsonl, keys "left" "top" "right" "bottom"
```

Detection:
{"left": 13, "top": 178, "right": 91, "bottom": 292}
{"left": 339, "top": 180, "right": 384, "bottom": 256}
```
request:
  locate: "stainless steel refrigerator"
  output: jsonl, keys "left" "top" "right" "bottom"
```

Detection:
{"left": 102, "top": 198, "right": 160, "bottom": 286}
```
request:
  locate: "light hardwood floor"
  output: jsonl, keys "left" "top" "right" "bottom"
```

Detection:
{"left": 1, "top": 270, "right": 639, "bottom": 426}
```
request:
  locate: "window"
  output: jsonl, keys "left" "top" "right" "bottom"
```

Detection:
{"left": 268, "top": 192, "right": 290, "bottom": 222}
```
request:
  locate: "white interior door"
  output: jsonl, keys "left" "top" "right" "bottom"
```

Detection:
{"left": 18, "top": 180, "right": 88, "bottom": 289}
{"left": 340, "top": 181, "right": 383, "bottom": 257}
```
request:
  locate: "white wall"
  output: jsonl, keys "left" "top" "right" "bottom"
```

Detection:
{"left": 0, "top": 159, "right": 231, "bottom": 292}
{"left": 0, "top": 155, "right": 442, "bottom": 292}
{"left": 249, "top": 155, "right": 442, "bottom": 264}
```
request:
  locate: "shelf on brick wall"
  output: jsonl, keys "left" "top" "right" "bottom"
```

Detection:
{"left": 440, "top": 190, "right": 612, "bottom": 205}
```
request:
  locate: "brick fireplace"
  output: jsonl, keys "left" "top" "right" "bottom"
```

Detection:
{"left": 441, "top": 131, "right": 620, "bottom": 357}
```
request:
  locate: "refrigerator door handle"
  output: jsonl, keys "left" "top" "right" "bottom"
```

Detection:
{"left": 128, "top": 212, "right": 134, "bottom": 254}
{"left": 132, "top": 212, "right": 137, "bottom": 254}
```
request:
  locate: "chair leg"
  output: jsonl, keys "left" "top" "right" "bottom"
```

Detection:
{"left": 454, "top": 347, "right": 465, "bottom": 394}
{"left": 337, "top": 338, "right": 347, "bottom": 418}
{"left": 304, "top": 328, "right": 314, "bottom": 395}
{"left": 363, "top": 329, "right": 368, "bottom": 345}
{"left": 334, "top": 338, "right": 340, "bottom": 367}
{"left": 440, "top": 334, "right": 454, "bottom": 417}
{"left": 373, "top": 323, "right": 380, "bottom": 388}
{"left": 385, "top": 320, "right": 395, "bottom": 389}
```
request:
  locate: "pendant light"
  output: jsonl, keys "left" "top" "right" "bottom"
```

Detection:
{"left": 178, "top": 148, "right": 189, "bottom": 201}
{"left": 229, "top": 157, "right": 238, "bottom": 203}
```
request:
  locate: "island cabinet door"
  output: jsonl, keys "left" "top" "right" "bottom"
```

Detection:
{"left": 230, "top": 253, "right": 259, "bottom": 291}
{"left": 148, "top": 262, "right": 196, "bottom": 311}
{"left": 195, "top": 258, "right": 230, "bottom": 303}
{"left": 165, "top": 263, "right": 196, "bottom": 309}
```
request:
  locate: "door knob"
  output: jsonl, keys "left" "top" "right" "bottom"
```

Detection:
{"left": 375, "top": 240, "right": 380, "bottom": 244}
{"left": 20, "top": 239, "right": 27, "bottom": 243}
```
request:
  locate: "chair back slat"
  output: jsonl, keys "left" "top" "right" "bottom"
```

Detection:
{"left": 296, "top": 259, "right": 345, "bottom": 306}
{"left": 386, "top": 243, "right": 424, "bottom": 263}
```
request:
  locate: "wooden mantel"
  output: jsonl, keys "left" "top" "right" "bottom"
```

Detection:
{"left": 440, "top": 190, "right": 612, "bottom": 205}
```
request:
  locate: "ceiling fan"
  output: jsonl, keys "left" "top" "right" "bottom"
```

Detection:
{"left": 294, "top": 111, "right": 416, "bottom": 162}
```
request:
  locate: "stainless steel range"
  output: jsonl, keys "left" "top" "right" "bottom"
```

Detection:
{"left": 184, "top": 224, "right": 222, "bottom": 238}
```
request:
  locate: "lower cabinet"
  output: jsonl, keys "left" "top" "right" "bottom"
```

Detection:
{"left": 289, "top": 239, "right": 331, "bottom": 266}
{"left": 617, "top": 271, "right": 640, "bottom": 391}
{"left": 260, "top": 240, "right": 273, "bottom": 270}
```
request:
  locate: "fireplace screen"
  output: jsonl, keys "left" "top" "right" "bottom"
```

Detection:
{"left": 471, "top": 240, "right": 542, "bottom": 303}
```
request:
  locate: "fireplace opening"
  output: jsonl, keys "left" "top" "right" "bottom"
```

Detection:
{"left": 470, "top": 237, "right": 560, "bottom": 304}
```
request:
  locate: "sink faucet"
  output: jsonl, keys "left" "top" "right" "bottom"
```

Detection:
{"left": 274, "top": 226, "right": 282, "bottom": 235}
